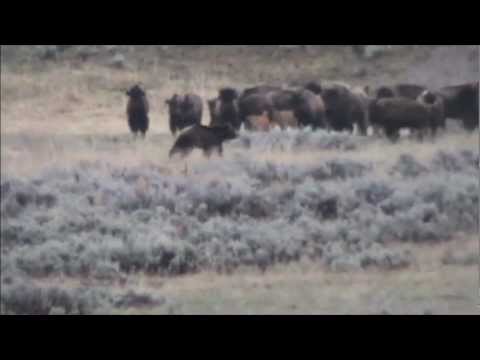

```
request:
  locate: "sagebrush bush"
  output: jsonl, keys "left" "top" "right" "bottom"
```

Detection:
{"left": 1, "top": 130, "right": 478, "bottom": 282}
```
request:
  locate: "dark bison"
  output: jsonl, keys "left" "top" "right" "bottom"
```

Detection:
{"left": 126, "top": 85, "right": 149, "bottom": 138}
{"left": 369, "top": 98, "right": 437, "bottom": 141}
{"left": 240, "top": 85, "right": 282, "bottom": 99}
{"left": 166, "top": 94, "right": 203, "bottom": 136}
{"left": 303, "top": 81, "right": 323, "bottom": 95}
{"left": 417, "top": 90, "right": 446, "bottom": 134}
{"left": 436, "top": 82, "right": 479, "bottom": 131}
{"left": 207, "top": 97, "right": 220, "bottom": 127}
{"left": 290, "top": 89, "right": 327, "bottom": 130}
{"left": 209, "top": 88, "right": 242, "bottom": 130}
{"left": 321, "top": 83, "right": 369, "bottom": 135}
{"left": 239, "top": 87, "right": 326, "bottom": 131}
{"left": 168, "top": 124, "right": 237, "bottom": 158}
{"left": 238, "top": 93, "right": 274, "bottom": 131}
{"left": 374, "top": 83, "right": 427, "bottom": 100}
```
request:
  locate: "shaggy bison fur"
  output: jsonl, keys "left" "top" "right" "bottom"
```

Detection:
{"left": 166, "top": 94, "right": 203, "bottom": 136}
{"left": 436, "top": 82, "right": 479, "bottom": 131}
{"left": 126, "top": 85, "right": 150, "bottom": 138}
{"left": 374, "top": 83, "right": 427, "bottom": 100}
{"left": 240, "top": 85, "right": 282, "bottom": 99}
{"left": 369, "top": 98, "right": 438, "bottom": 141}
{"left": 290, "top": 89, "right": 327, "bottom": 130}
{"left": 417, "top": 90, "right": 446, "bottom": 133}
{"left": 210, "top": 88, "right": 242, "bottom": 130}
{"left": 321, "top": 83, "right": 369, "bottom": 135}
{"left": 238, "top": 93, "right": 274, "bottom": 130}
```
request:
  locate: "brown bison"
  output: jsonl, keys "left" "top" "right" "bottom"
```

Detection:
{"left": 126, "top": 84, "right": 150, "bottom": 138}
{"left": 238, "top": 87, "right": 326, "bottom": 131}
{"left": 168, "top": 124, "right": 237, "bottom": 158}
{"left": 417, "top": 90, "right": 446, "bottom": 134}
{"left": 209, "top": 88, "right": 242, "bottom": 130}
{"left": 166, "top": 94, "right": 203, "bottom": 136}
{"left": 321, "top": 83, "right": 369, "bottom": 135}
{"left": 207, "top": 97, "right": 221, "bottom": 127}
{"left": 374, "top": 83, "right": 428, "bottom": 100}
{"left": 240, "top": 85, "right": 282, "bottom": 99}
{"left": 369, "top": 98, "right": 437, "bottom": 141}
{"left": 436, "top": 82, "right": 479, "bottom": 131}
{"left": 303, "top": 81, "right": 323, "bottom": 95}
{"left": 290, "top": 89, "right": 327, "bottom": 130}
{"left": 238, "top": 93, "right": 275, "bottom": 130}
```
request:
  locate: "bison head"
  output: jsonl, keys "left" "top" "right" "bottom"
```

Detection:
{"left": 126, "top": 84, "right": 146, "bottom": 99}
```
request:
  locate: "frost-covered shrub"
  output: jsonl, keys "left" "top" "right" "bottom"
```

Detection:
{"left": 390, "top": 154, "right": 429, "bottom": 178}
{"left": 231, "top": 128, "right": 368, "bottom": 152}
{"left": 1, "top": 138, "right": 478, "bottom": 280}
{"left": 0, "top": 279, "right": 112, "bottom": 315}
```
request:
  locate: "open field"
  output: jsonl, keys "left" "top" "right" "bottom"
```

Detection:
{"left": 1, "top": 45, "right": 479, "bottom": 315}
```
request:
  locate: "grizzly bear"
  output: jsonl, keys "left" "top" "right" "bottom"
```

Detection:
{"left": 168, "top": 124, "right": 237, "bottom": 158}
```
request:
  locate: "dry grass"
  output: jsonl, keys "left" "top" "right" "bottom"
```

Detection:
{"left": 2, "top": 60, "right": 477, "bottom": 179}
{"left": 31, "top": 235, "right": 478, "bottom": 315}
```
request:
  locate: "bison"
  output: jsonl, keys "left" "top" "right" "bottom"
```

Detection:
{"left": 240, "top": 85, "right": 282, "bottom": 99}
{"left": 239, "top": 87, "right": 326, "bottom": 131}
{"left": 126, "top": 84, "right": 149, "bottom": 138}
{"left": 166, "top": 94, "right": 203, "bottom": 136}
{"left": 207, "top": 97, "right": 220, "bottom": 127}
{"left": 374, "top": 83, "right": 428, "bottom": 100}
{"left": 290, "top": 89, "right": 327, "bottom": 130}
{"left": 238, "top": 93, "right": 275, "bottom": 131}
{"left": 168, "top": 124, "right": 237, "bottom": 158}
{"left": 321, "top": 83, "right": 369, "bottom": 135}
{"left": 417, "top": 90, "right": 446, "bottom": 135}
{"left": 303, "top": 81, "right": 323, "bottom": 96}
{"left": 209, "top": 88, "right": 242, "bottom": 130}
{"left": 436, "top": 82, "right": 479, "bottom": 131}
{"left": 369, "top": 98, "right": 437, "bottom": 141}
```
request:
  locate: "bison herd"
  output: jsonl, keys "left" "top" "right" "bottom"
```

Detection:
{"left": 125, "top": 80, "right": 479, "bottom": 158}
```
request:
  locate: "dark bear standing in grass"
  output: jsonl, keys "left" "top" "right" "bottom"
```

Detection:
{"left": 126, "top": 84, "right": 149, "bottom": 138}
{"left": 169, "top": 124, "right": 237, "bottom": 158}
{"left": 369, "top": 98, "right": 436, "bottom": 141}
{"left": 436, "top": 82, "right": 479, "bottom": 131}
{"left": 166, "top": 94, "right": 203, "bottom": 136}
